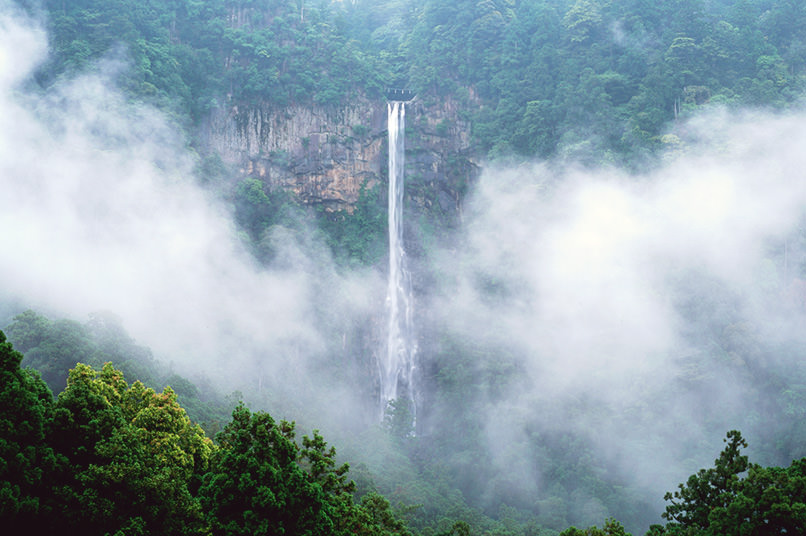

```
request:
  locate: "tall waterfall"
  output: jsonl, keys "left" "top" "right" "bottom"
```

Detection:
{"left": 381, "top": 100, "right": 417, "bottom": 425}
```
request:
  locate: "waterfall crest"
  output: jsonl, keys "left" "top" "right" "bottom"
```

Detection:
{"left": 381, "top": 101, "right": 417, "bottom": 425}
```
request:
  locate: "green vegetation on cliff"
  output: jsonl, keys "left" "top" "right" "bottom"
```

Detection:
{"left": 30, "top": 0, "right": 806, "bottom": 164}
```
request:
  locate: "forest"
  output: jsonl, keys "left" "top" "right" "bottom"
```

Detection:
{"left": 4, "top": 0, "right": 806, "bottom": 535}
{"left": 4, "top": 317, "right": 806, "bottom": 534}
{"left": 24, "top": 0, "right": 806, "bottom": 164}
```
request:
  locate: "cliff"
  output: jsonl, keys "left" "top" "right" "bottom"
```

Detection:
{"left": 201, "top": 94, "right": 480, "bottom": 216}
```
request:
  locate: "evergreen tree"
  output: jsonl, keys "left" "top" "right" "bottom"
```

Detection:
{"left": 651, "top": 430, "right": 806, "bottom": 535}
{"left": 199, "top": 403, "right": 335, "bottom": 535}
{"left": 0, "top": 331, "right": 58, "bottom": 533}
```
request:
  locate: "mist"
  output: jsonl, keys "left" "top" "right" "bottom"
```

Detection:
{"left": 0, "top": 3, "right": 383, "bottom": 425}
{"left": 5, "top": 0, "right": 806, "bottom": 531}
{"left": 424, "top": 106, "right": 806, "bottom": 522}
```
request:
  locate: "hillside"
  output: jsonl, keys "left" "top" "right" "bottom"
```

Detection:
{"left": 4, "top": 1, "right": 806, "bottom": 535}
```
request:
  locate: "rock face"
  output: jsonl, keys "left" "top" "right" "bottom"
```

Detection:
{"left": 201, "top": 94, "right": 479, "bottom": 215}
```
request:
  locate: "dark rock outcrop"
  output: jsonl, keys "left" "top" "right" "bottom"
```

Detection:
{"left": 201, "top": 94, "right": 480, "bottom": 216}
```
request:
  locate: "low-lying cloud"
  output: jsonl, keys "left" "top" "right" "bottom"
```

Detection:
{"left": 0, "top": 4, "right": 382, "bottom": 420}
{"left": 430, "top": 106, "right": 806, "bottom": 520}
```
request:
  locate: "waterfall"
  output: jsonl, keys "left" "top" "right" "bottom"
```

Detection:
{"left": 381, "top": 100, "right": 417, "bottom": 426}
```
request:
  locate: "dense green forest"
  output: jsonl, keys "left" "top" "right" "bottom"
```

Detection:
{"left": 23, "top": 0, "right": 806, "bottom": 164}
{"left": 4, "top": 0, "right": 806, "bottom": 535}
{"left": 0, "top": 331, "right": 414, "bottom": 535}
{"left": 5, "top": 326, "right": 806, "bottom": 535}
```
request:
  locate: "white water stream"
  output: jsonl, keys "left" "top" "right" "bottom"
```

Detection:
{"left": 381, "top": 100, "right": 417, "bottom": 424}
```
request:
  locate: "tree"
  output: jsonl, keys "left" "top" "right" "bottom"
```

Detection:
{"left": 661, "top": 430, "right": 749, "bottom": 531}
{"left": 514, "top": 99, "right": 560, "bottom": 157}
{"left": 654, "top": 430, "right": 806, "bottom": 535}
{"left": 0, "top": 331, "right": 58, "bottom": 533}
{"left": 706, "top": 460, "right": 806, "bottom": 535}
{"left": 300, "top": 430, "right": 356, "bottom": 496}
{"left": 13, "top": 317, "right": 96, "bottom": 393}
{"left": 48, "top": 362, "right": 212, "bottom": 535}
{"left": 199, "top": 403, "right": 333, "bottom": 535}
{"left": 560, "top": 518, "right": 631, "bottom": 536}
{"left": 563, "top": 0, "right": 606, "bottom": 44}
{"left": 200, "top": 403, "right": 415, "bottom": 536}
{"left": 355, "top": 492, "right": 414, "bottom": 536}
{"left": 2, "top": 310, "right": 51, "bottom": 353}
{"left": 2, "top": 327, "right": 413, "bottom": 535}
{"left": 5, "top": 310, "right": 165, "bottom": 401}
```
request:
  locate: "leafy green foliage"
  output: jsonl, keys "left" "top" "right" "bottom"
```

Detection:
{"left": 560, "top": 519, "right": 631, "bottom": 536}
{"left": 35, "top": 0, "right": 806, "bottom": 167}
{"left": 0, "top": 336, "right": 217, "bottom": 535}
{"left": 317, "top": 180, "right": 387, "bottom": 267}
{"left": 0, "top": 331, "right": 57, "bottom": 532}
{"left": 0, "top": 335, "right": 414, "bottom": 535}
{"left": 4, "top": 310, "right": 230, "bottom": 430}
{"left": 652, "top": 431, "right": 806, "bottom": 535}
{"left": 403, "top": 0, "right": 806, "bottom": 163}
{"left": 6, "top": 309, "right": 151, "bottom": 393}
{"left": 200, "top": 404, "right": 319, "bottom": 535}
{"left": 11, "top": 316, "right": 96, "bottom": 392}
{"left": 356, "top": 492, "right": 414, "bottom": 536}
{"left": 661, "top": 430, "right": 749, "bottom": 530}
{"left": 199, "top": 403, "right": 412, "bottom": 536}
{"left": 301, "top": 430, "right": 356, "bottom": 496}
{"left": 39, "top": 0, "right": 388, "bottom": 121}
{"left": 231, "top": 176, "right": 317, "bottom": 264}
{"left": 47, "top": 362, "right": 213, "bottom": 535}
